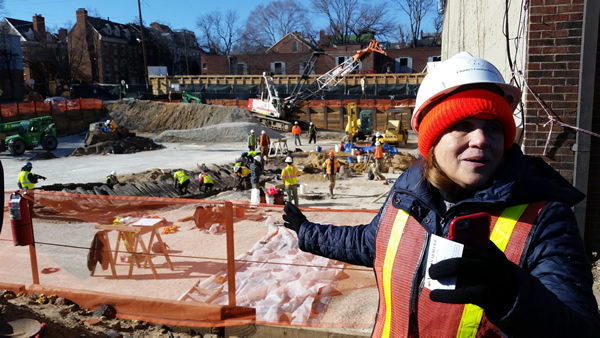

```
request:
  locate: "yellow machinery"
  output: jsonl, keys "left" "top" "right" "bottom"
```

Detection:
{"left": 382, "top": 109, "right": 409, "bottom": 146}
{"left": 345, "top": 102, "right": 373, "bottom": 142}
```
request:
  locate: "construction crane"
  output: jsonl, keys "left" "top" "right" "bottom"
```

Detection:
{"left": 248, "top": 39, "right": 387, "bottom": 131}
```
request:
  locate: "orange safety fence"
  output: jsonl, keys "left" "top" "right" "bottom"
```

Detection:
{"left": 0, "top": 99, "right": 103, "bottom": 118}
{"left": 0, "top": 190, "right": 378, "bottom": 332}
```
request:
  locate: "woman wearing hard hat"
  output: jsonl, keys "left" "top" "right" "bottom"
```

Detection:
{"left": 282, "top": 52, "right": 600, "bottom": 336}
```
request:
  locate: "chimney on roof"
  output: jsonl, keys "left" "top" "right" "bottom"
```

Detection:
{"left": 58, "top": 28, "right": 67, "bottom": 43}
{"left": 76, "top": 8, "right": 88, "bottom": 27}
{"left": 32, "top": 14, "right": 46, "bottom": 36}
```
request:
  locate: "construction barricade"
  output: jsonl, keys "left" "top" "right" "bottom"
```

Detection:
{"left": 0, "top": 190, "right": 378, "bottom": 333}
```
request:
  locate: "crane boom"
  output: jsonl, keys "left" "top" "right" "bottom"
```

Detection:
{"left": 248, "top": 39, "right": 387, "bottom": 131}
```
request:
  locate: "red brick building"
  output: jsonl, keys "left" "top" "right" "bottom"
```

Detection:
{"left": 201, "top": 32, "right": 440, "bottom": 77}
{"left": 68, "top": 8, "right": 147, "bottom": 85}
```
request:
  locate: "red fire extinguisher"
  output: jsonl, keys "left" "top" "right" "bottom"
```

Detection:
{"left": 9, "top": 191, "right": 34, "bottom": 246}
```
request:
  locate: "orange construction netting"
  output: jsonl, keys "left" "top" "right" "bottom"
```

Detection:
{"left": 0, "top": 190, "right": 378, "bottom": 332}
{"left": 0, "top": 99, "right": 103, "bottom": 117}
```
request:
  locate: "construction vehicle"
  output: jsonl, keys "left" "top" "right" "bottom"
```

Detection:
{"left": 0, "top": 116, "right": 58, "bottom": 155}
{"left": 182, "top": 92, "right": 204, "bottom": 104}
{"left": 382, "top": 109, "right": 410, "bottom": 146}
{"left": 248, "top": 39, "right": 387, "bottom": 131}
{"left": 345, "top": 102, "right": 374, "bottom": 142}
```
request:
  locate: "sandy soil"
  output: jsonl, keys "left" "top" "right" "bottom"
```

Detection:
{"left": 2, "top": 100, "right": 599, "bottom": 337}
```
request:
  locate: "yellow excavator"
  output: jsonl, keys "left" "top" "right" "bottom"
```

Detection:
{"left": 345, "top": 102, "right": 374, "bottom": 143}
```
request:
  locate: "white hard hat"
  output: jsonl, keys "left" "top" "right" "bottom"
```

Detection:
{"left": 375, "top": 141, "right": 381, "bottom": 146}
{"left": 255, "top": 155, "right": 262, "bottom": 162}
{"left": 310, "top": 122, "right": 313, "bottom": 125}
{"left": 261, "top": 130, "right": 266, "bottom": 134}
{"left": 285, "top": 156, "right": 293, "bottom": 163}
{"left": 412, "top": 51, "right": 521, "bottom": 133}
{"left": 376, "top": 132, "right": 381, "bottom": 137}
{"left": 111, "top": 171, "right": 117, "bottom": 176}
{"left": 294, "top": 121, "right": 298, "bottom": 124}
{"left": 250, "top": 129, "right": 255, "bottom": 133}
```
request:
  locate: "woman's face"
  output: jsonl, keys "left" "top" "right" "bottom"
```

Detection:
{"left": 433, "top": 117, "right": 504, "bottom": 190}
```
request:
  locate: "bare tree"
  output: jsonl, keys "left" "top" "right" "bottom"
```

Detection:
{"left": 433, "top": 12, "right": 443, "bottom": 46}
{"left": 311, "top": 0, "right": 392, "bottom": 44}
{"left": 393, "top": 0, "right": 435, "bottom": 47}
{"left": 196, "top": 10, "right": 240, "bottom": 55}
{"left": 239, "top": 0, "right": 312, "bottom": 51}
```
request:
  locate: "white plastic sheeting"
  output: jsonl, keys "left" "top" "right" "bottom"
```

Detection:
{"left": 180, "top": 221, "right": 343, "bottom": 323}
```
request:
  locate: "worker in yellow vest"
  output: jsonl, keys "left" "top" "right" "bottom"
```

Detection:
{"left": 198, "top": 172, "right": 214, "bottom": 193}
{"left": 18, "top": 161, "right": 46, "bottom": 192}
{"left": 172, "top": 170, "right": 190, "bottom": 195}
{"left": 282, "top": 52, "right": 600, "bottom": 336}
{"left": 280, "top": 156, "right": 300, "bottom": 205}
{"left": 234, "top": 164, "right": 251, "bottom": 191}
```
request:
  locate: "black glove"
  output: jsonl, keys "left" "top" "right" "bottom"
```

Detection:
{"left": 282, "top": 202, "right": 307, "bottom": 234}
{"left": 429, "top": 242, "right": 518, "bottom": 319}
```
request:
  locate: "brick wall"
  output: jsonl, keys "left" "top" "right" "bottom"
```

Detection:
{"left": 524, "top": 1, "right": 584, "bottom": 183}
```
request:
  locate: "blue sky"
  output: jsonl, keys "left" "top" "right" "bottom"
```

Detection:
{"left": 2, "top": 0, "right": 329, "bottom": 33}
{"left": 2, "top": 0, "right": 436, "bottom": 41}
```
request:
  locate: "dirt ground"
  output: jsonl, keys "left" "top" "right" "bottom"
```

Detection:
{"left": 2, "top": 100, "right": 600, "bottom": 337}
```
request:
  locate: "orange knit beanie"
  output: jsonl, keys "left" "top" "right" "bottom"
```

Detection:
{"left": 417, "top": 89, "right": 516, "bottom": 158}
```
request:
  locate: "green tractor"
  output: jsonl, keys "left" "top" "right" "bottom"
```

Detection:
{"left": 0, "top": 116, "right": 58, "bottom": 155}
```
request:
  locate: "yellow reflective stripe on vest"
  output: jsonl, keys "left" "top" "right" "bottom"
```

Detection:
{"left": 456, "top": 203, "right": 529, "bottom": 338}
{"left": 382, "top": 209, "right": 410, "bottom": 338}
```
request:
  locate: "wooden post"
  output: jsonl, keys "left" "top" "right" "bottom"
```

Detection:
{"left": 323, "top": 102, "right": 328, "bottom": 130}
{"left": 224, "top": 201, "right": 236, "bottom": 307}
{"left": 339, "top": 99, "right": 344, "bottom": 130}
{"left": 29, "top": 245, "right": 39, "bottom": 284}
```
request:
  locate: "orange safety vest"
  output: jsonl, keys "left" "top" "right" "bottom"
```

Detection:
{"left": 373, "top": 146, "right": 384, "bottom": 159}
{"left": 259, "top": 134, "right": 270, "bottom": 146}
{"left": 372, "top": 201, "right": 545, "bottom": 337}
{"left": 280, "top": 165, "right": 300, "bottom": 185}
{"left": 292, "top": 125, "right": 301, "bottom": 135}
{"left": 322, "top": 158, "right": 340, "bottom": 175}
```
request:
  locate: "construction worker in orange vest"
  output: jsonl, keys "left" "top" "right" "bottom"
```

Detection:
{"left": 291, "top": 121, "right": 302, "bottom": 146}
{"left": 259, "top": 130, "right": 271, "bottom": 162}
{"left": 280, "top": 156, "right": 300, "bottom": 205}
{"left": 282, "top": 52, "right": 600, "bottom": 336}
{"left": 372, "top": 141, "right": 386, "bottom": 181}
{"left": 322, "top": 151, "right": 341, "bottom": 198}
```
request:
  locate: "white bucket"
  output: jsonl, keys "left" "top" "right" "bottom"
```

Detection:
{"left": 335, "top": 145, "right": 340, "bottom": 152}
{"left": 250, "top": 188, "right": 260, "bottom": 204}
{"left": 298, "top": 184, "right": 307, "bottom": 195}
{"left": 357, "top": 155, "right": 363, "bottom": 163}
{"left": 265, "top": 195, "right": 274, "bottom": 204}
{"left": 351, "top": 148, "right": 356, "bottom": 156}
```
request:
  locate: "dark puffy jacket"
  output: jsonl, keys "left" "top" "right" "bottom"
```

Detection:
{"left": 296, "top": 145, "right": 600, "bottom": 336}
{"left": 250, "top": 158, "right": 264, "bottom": 184}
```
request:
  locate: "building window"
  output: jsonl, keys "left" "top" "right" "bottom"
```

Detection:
{"left": 395, "top": 57, "right": 413, "bottom": 73}
{"left": 236, "top": 62, "right": 248, "bottom": 75}
{"left": 428, "top": 55, "right": 442, "bottom": 62}
{"left": 292, "top": 42, "right": 297, "bottom": 53}
{"left": 271, "top": 61, "right": 285, "bottom": 75}
{"left": 113, "top": 44, "right": 117, "bottom": 56}
{"left": 299, "top": 61, "right": 315, "bottom": 75}
{"left": 203, "top": 63, "right": 207, "bottom": 70}
{"left": 121, "top": 45, "right": 125, "bottom": 56}
{"left": 336, "top": 56, "right": 347, "bottom": 66}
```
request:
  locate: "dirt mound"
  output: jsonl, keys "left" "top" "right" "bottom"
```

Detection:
{"left": 68, "top": 136, "right": 164, "bottom": 156}
{"left": 105, "top": 101, "right": 255, "bottom": 133}
{"left": 30, "top": 151, "right": 58, "bottom": 160}
{"left": 154, "top": 122, "right": 285, "bottom": 143}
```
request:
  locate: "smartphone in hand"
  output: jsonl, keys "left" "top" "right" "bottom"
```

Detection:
{"left": 448, "top": 212, "right": 491, "bottom": 250}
